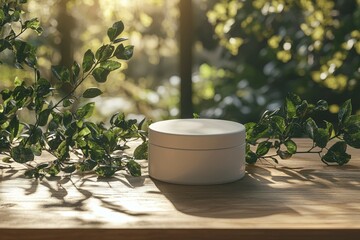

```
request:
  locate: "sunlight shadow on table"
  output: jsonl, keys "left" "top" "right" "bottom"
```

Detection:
{"left": 153, "top": 162, "right": 360, "bottom": 219}
{"left": 153, "top": 165, "right": 299, "bottom": 219}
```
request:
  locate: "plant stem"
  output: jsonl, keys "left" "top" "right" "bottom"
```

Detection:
{"left": 51, "top": 60, "right": 99, "bottom": 110}
{"left": 7, "top": 26, "right": 26, "bottom": 41}
{"left": 24, "top": 60, "right": 100, "bottom": 146}
{"left": 295, "top": 150, "right": 323, "bottom": 154}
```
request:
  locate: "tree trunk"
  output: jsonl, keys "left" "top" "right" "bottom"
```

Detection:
{"left": 179, "top": 0, "right": 194, "bottom": 118}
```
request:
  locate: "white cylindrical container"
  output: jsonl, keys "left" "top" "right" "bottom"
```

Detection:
{"left": 148, "top": 119, "right": 246, "bottom": 185}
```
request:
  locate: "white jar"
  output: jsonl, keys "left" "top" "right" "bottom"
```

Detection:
{"left": 148, "top": 119, "right": 246, "bottom": 185}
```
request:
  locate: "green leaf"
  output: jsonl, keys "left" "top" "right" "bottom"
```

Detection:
{"left": 55, "top": 140, "right": 70, "bottom": 160}
{"left": 63, "top": 98, "right": 75, "bottom": 107}
{"left": 95, "top": 166, "right": 117, "bottom": 177}
{"left": 12, "top": 85, "right": 32, "bottom": 107}
{"left": 322, "top": 141, "right": 351, "bottom": 166}
{"left": 11, "top": 146, "right": 34, "bottom": 163}
{"left": 24, "top": 18, "right": 43, "bottom": 34}
{"left": 338, "top": 100, "right": 352, "bottom": 124}
{"left": 92, "top": 67, "right": 110, "bottom": 83}
{"left": 284, "top": 139, "right": 297, "bottom": 154}
{"left": 14, "top": 77, "right": 23, "bottom": 87}
{"left": 95, "top": 44, "right": 114, "bottom": 61}
{"left": 246, "top": 150, "right": 258, "bottom": 164}
{"left": 344, "top": 132, "right": 360, "bottom": 149}
{"left": 324, "top": 121, "right": 335, "bottom": 138}
{"left": 256, "top": 141, "right": 272, "bottom": 156}
{"left": 100, "top": 60, "right": 121, "bottom": 71}
{"left": 30, "top": 143, "right": 42, "bottom": 156}
{"left": 38, "top": 109, "right": 51, "bottom": 126}
{"left": 315, "top": 100, "right": 328, "bottom": 111}
{"left": 296, "top": 100, "right": 308, "bottom": 117}
{"left": 0, "top": 39, "right": 12, "bottom": 52}
{"left": 62, "top": 165, "right": 76, "bottom": 174}
{"left": 63, "top": 111, "right": 73, "bottom": 126}
{"left": 51, "top": 65, "right": 70, "bottom": 82}
{"left": 285, "top": 97, "right": 296, "bottom": 118}
{"left": 343, "top": 115, "right": 360, "bottom": 148}
{"left": 11, "top": 10, "right": 20, "bottom": 22}
{"left": 344, "top": 131, "right": 360, "bottom": 149}
{"left": 36, "top": 163, "right": 49, "bottom": 170}
{"left": 126, "top": 160, "right": 141, "bottom": 177}
{"left": 24, "top": 168, "right": 37, "bottom": 178}
{"left": 1, "top": 89, "right": 12, "bottom": 101}
{"left": 314, "top": 128, "right": 329, "bottom": 148}
{"left": 114, "top": 44, "right": 134, "bottom": 60}
{"left": 244, "top": 122, "right": 256, "bottom": 142}
{"left": 14, "top": 40, "right": 37, "bottom": 68}
{"left": 78, "top": 127, "right": 91, "bottom": 137}
{"left": 344, "top": 115, "right": 360, "bottom": 131}
{"left": 82, "top": 87, "right": 103, "bottom": 98}
{"left": 45, "top": 164, "right": 60, "bottom": 176}
{"left": 107, "top": 21, "right": 124, "bottom": 42}
{"left": 72, "top": 61, "right": 80, "bottom": 80}
{"left": 251, "top": 123, "right": 269, "bottom": 141}
{"left": 271, "top": 116, "right": 286, "bottom": 134}
{"left": 27, "top": 126, "right": 43, "bottom": 145}
{"left": 82, "top": 49, "right": 95, "bottom": 72}
{"left": 287, "top": 92, "right": 302, "bottom": 105}
{"left": 134, "top": 142, "right": 148, "bottom": 159}
{"left": 9, "top": 115, "right": 20, "bottom": 141}
{"left": 76, "top": 102, "right": 95, "bottom": 119}
{"left": 193, "top": 113, "right": 200, "bottom": 119}
{"left": 305, "top": 118, "right": 317, "bottom": 139}
{"left": 79, "top": 159, "right": 97, "bottom": 172}
{"left": 84, "top": 122, "right": 100, "bottom": 135}
{"left": 277, "top": 149, "right": 292, "bottom": 159}
{"left": 0, "top": 9, "right": 5, "bottom": 23}
{"left": 113, "top": 37, "right": 128, "bottom": 43}
{"left": 36, "top": 78, "right": 51, "bottom": 97}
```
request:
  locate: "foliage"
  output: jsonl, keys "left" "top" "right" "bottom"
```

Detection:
{"left": 9, "top": 0, "right": 181, "bottom": 121}
{"left": 199, "top": 0, "right": 360, "bottom": 123}
{"left": 246, "top": 93, "right": 360, "bottom": 165}
{"left": 0, "top": 0, "right": 147, "bottom": 179}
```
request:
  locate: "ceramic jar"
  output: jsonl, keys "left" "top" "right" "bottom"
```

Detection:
{"left": 148, "top": 119, "right": 246, "bottom": 185}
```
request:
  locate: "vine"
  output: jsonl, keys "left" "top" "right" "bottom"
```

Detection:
{"left": 0, "top": 0, "right": 148, "bottom": 179}
{"left": 246, "top": 93, "right": 360, "bottom": 165}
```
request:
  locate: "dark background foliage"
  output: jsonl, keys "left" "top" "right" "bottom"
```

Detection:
{"left": 196, "top": 0, "right": 360, "bottom": 124}
{"left": 1, "top": 0, "right": 359, "bottom": 123}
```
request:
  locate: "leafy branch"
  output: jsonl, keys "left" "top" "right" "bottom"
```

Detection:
{"left": 246, "top": 93, "right": 360, "bottom": 166}
{"left": 0, "top": 1, "right": 148, "bottom": 179}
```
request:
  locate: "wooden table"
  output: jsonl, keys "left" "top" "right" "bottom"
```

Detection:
{"left": 1, "top": 139, "right": 360, "bottom": 239}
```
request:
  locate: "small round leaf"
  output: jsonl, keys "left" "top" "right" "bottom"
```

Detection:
{"left": 11, "top": 146, "right": 34, "bottom": 163}
{"left": 246, "top": 151, "right": 258, "bottom": 164}
{"left": 284, "top": 139, "right": 297, "bottom": 154}
{"left": 126, "top": 160, "right": 141, "bottom": 177}
{"left": 82, "top": 87, "right": 103, "bottom": 98}
{"left": 82, "top": 49, "right": 95, "bottom": 72}
{"left": 256, "top": 141, "right": 272, "bottom": 156}
{"left": 92, "top": 67, "right": 110, "bottom": 83}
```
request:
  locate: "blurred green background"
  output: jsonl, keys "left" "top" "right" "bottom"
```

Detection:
{"left": 1, "top": 0, "right": 359, "bottom": 123}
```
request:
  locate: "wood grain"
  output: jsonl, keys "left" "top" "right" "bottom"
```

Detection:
{"left": 1, "top": 139, "right": 360, "bottom": 239}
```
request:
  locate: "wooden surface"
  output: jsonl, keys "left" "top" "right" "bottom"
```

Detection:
{"left": 1, "top": 139, "right": 360, "bottom": 239}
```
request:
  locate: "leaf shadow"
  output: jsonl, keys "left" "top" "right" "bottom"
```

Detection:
{"left": 14, "top": 173, "right": 151, "bottom": 221}
{"left": 153, "top": 168, "right": 299, "bottom": 219}
{"left": 153, "top": 162, "right": 360, "bottom": 219}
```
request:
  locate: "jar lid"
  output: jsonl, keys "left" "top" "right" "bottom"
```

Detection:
{"left": 149, "top": 119, "right": 246, "bottom": 150}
